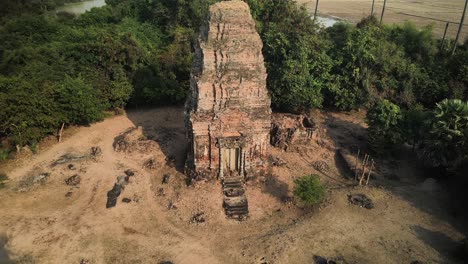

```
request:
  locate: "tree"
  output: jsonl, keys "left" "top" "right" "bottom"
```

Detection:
{"left": 55, "top": 75, "right": 104, "bottom": 125}
{"left": 422, "top": 99, "right": 468, "bottom": 168}
{"left": 293, "top": 174, "right": 326, "bottom": 205}
{"left": 366, "top": 99, "right": 403, "bottom": 151}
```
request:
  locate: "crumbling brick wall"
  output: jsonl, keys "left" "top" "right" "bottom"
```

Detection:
{"left": 185, "top": 0, "right": 271, "bottom": 179}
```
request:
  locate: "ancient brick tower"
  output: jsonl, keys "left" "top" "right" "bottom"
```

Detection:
{"left": 185, "top": 0, "right": 271, "bottom": 180}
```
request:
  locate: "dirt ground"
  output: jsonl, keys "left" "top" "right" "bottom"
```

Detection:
{"left": 0, "top": 107, "right": 466, "bottom": 264}
{"left": 296, "top": 0, "right": 468, "bottom": 41}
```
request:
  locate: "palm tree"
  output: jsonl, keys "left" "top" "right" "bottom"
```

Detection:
{"left": 423, "top": 99, "right": 468, "bottom": 168}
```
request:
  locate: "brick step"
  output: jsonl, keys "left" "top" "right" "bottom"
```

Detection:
{"left": 224, "top": 189, "right": 245, "bottom": 197}
{"left": 223, "top": 184, "right": 243, "bottom": 190}
{"left": 223, "top": 177, "right": 244, "bottom": 183}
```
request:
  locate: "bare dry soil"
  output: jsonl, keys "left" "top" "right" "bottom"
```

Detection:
{"left": 0, "top": 107, "right": 466, "bottom": 264}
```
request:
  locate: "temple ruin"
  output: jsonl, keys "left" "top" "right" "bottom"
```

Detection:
{"left": 185, "top": 0, "right": 271, "bottom": 181}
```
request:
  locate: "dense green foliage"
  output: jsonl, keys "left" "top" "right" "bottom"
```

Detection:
{"left": 0, "top": 0, "right": 467, "bottom": 177}
{"left": 293, "top": 174, "right": 326, "bottom": 204}
{"left": 366, "top": 99, "right": 403, "bottom": 150}
{"left": 422, "top": 99, "right": 468, "bottom": 169}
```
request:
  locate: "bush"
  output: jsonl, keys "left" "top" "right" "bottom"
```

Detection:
{"left": 366, "top": 99, "right": 403, "bottom": 151}
{"left": 293, "top": 174, "right": 326, "bottom": 205}
{"left": 55, "top": 76, "right": 104, "bottom": 125}
{"left": 422, "top": 99, "right": 468, "bottom": 168}
{"left": 0, "top": 149, "right": 9, "bottom": 161}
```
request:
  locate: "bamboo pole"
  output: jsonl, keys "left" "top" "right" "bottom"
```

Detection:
{"left": 359, "top": 154, "right": 369, "bottom": 185}
{"left": 366, "top": 159, "right": 374, "bottom": 185}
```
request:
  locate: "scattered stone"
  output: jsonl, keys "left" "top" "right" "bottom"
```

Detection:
{"left": 122, "top": 198, "right": 131, "bottom": 203}
{"left": 270, "top": 156, "right": 286, "bottom": 167}
{"left": 32, "top": 173, "right": 50, "bottom": 184}
{"left": 348, "top": 194, "right": 374, "bottom": 209}
{"left": 281, "top": 196, "right": 294, "bottom": 204}
{"left": 313, "top": 255, "right": 347, "bottom": 264}
{"left": 116, "top": 175, "right": 129, "bottom": 187}
{"left": 65, "top": 191, "right": 73, "bottom": 197}
{"left": 156, "top": 188, "right": 165, "bottom": 197}
{"left": 90, "top": 146, "right": 102, "bottom": 157}
{"left": 68, "top": 164, "right": 75, "bottom": 170}
{"left": 158, "top": 261, "right": 173, "bottom": 264}
{"left": 80, "top": 259, "right": 90, "bottom": 264}
{"left": 132, "top": 194, "right": 141, "bottom": 203}
{"left": 259, "top": 256, "right": 270, "bottom": 264}
{"left": 106, "top": 184, "right": 123, "bottom": 208}
{"left": 271, "top": 114, "right": 317, "bottom": 151}
{"left": 311, "top": 161, "right": 329, "bottom": 172}
{"left": 124, "top": 169, "right": 135, "bottom": 177}
{"left": 190, "top": 212, "right": 205, "bottom": 224}
{"left": 52, "top": 154, "right": 87, "bottom": 166}
{"left": 17, "top": 171, "right": 51, "bottom": 192}
{"left": 143, "top": 158, "right": 158, "bottom": 170}
{"left": 167, "top": 200, "right": 178, "bottom": 210}
{"left": 113, "top": 127, "right": 158, "bottom": 153}
{"left": 65, "top": 174, "right": 81, "bottom": 186}
{"left": 162, "top": 174, "right": 170, "bottom": 184}
{"left": 410, "top": 261, "right": 425, "bottom": 264}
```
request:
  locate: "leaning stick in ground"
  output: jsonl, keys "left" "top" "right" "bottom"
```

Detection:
{"left": 359, "top": 154, "right": 369, "bottom": 185}
{"left": 366, "top": 159, "right": 374, "bottom": 185}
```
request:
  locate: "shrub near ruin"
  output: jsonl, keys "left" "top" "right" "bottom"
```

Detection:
{"left": 293, "top": 174, "right": 326, "bottom": 205}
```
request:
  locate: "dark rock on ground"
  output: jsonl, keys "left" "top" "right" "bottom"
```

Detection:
{"left": 65, "top": 191, "right": 73, "bottom": 197}
{"left": 122, "top": 198, "right": 131, "bottom": 203}
{"left": 106, "top": 184, "right": 123, "bottom": 208}
{"left": 156, "top": 188, "right": 165, "bottom": 197}
{"left": 190, "top": 212, "right": 205, "bottom": 224}
{"left": 313, "top": 255, "right": 348, "bottom": 264}
{"left": 158, "top": 261, "right": 173, "bottom": 264}
{"left": 52, "top": 154, "right": 87, "bottom": 166}
{"left": 348, "top": 194, "right": 374, "bottom": 209}
{"left": 90, "top": 146, "right": 102, "bottom": 157}
{"left": 124, "top": 169, "right": 135, "bottom": 177}
{"left": 162, "top": 174, "right": 170, "bottom": 184}
{"left": 67, "top": 164, "right": 75, "bottom": 170}
{"left": 143, "top": 158, "right": 158, "bottom": 170}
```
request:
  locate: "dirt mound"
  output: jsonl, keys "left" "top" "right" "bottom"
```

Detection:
{"left": 113, "top": 127, "right": 158, "bottom": 153}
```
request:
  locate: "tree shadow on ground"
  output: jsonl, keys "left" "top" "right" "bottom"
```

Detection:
{"left": 324, "top": 110, "right": 468, "bottom": 251}
{"left": 0, "top": 235, "right": 12, "bottom": 264}
{"left": 126, "top": 107, "right": 187, "bottom": 173}
{"left": 262, "top": 175, "right": 290, "bottom": 202}
{"left": 411, "top": 225, "right": 464, "bottom": 262}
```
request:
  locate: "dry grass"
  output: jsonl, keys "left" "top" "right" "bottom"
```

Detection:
{"left": 297, "top": 0, "right": 468, "bottom": 40}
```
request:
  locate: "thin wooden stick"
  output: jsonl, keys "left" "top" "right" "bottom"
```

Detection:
{"left": 58, "top": 123, "right": 65, "bottom": 143}
{"left": 354, "top": 149, "right": 360, "bottom": 181}
{"left": 359, "top": 154, "right": 369, "bottom": 185}
{"left": 366, "top": 159, "right": 374, "bottom": 185}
